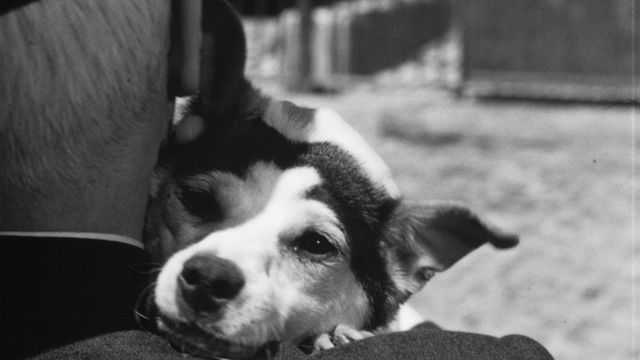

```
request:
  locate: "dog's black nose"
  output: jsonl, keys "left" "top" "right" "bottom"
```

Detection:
{"left": 178, "top": 254, "right": 245, "bottom": 312}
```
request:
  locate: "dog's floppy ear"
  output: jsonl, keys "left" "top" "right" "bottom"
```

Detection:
{"left": 383, "top": 202, "right": 518, "bottom": 296}
{"left": 170, "top": 0, "right": 249, "bottom": 144}
{"left": 198, "top": 0, "right": 247, "bottom": 117}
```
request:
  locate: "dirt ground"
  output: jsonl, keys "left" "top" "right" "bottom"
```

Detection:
{"left": 258, "top": 80, "right": 638, "bottom": 360}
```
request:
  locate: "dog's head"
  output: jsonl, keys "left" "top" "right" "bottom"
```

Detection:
{"left": 146, "top": 1, "right": 518, "bottom": 358}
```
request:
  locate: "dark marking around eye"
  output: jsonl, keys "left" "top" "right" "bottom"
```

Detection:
{"left": 177, "top": 188, "right": 223, "bottom": 222}
{"left": 300, "top": 142, "right": 402, "bottom": 328}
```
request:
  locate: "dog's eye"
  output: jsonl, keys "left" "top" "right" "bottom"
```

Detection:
{"left": 292, "top": 232, "right": 338, "bottom": 258}
{"left": 177, "top": 189, "right": 222, "bottom": 221}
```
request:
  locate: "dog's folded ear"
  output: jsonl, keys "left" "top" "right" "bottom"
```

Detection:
{"left": 382, "top": 202, "right": 518, "bottom": 296}
{"left": 171, "top": 0, "right": 247, "bottom": 116}
{"left": 198, "top": 0, "right": 247, "bottom": 117}
{"left": 170, "top": 0, "right": 252, "bottom": 145}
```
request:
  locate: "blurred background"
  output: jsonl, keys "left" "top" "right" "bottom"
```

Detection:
{"left": 230, "top": 1, "right": 638, "bottom": 359}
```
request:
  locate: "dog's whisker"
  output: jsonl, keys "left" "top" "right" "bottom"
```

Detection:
{"left": 138, "top": 264, "right": 164, "bottom": 276}
{"left": 122, "top": 260, "right": 164, "bottom": 276}
{"left": 133, "top": 280, "right": 158, "bottom": 332}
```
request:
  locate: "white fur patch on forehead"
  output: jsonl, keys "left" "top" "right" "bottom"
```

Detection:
{"left": 265, "top": 100, "right": 400, "bottom": 198}
{"left": 200, "top": 164, "right": 326, "bottom": 232}
{"left": 257, "top": 166, "right": 344, "bottom": 242}
{"left": 268, "top": 166, "right": 322, "bottom": 203}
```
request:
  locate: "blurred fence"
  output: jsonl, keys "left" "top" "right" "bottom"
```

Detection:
{"left": 244, "top": 0, "right": 450, "bottom": 87}
{"left": 228, "top": 0, "right": 340, "bottom": 16}
{"left": 455, "top": 0, "right": 639, "bottom": 102}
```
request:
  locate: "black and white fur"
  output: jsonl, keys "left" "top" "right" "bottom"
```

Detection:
{"left": 145, "top": 1, "right": 518, "bottom": 359}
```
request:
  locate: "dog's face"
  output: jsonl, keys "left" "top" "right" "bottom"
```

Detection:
{"left": 145, "top": 2, "right": 518, "bottom": 358}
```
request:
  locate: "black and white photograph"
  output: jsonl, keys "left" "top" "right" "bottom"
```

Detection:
{"left": 1, "top": 1, "right": 637, "bottom": 359}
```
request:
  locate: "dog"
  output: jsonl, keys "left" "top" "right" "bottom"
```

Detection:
{"left": 145, "top": 1, "right": 519, "bottom": 359}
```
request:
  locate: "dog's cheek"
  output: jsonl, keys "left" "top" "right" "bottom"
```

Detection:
{"left": 161, "top": 189, "right": 207, "bottom": 253}
{"left": 278, "top": 261, "right": 371, "bottom": 340}
{"left": 145, "top": 225, "right": 175, "bottom": 262}
{"left": 157, "top": 225, "right": 185, "bottom": 262}
{"left": 145, "top": 187, "right": 172, "bottom": 261}
{"left": 146, "top": 186, "right": 184, "bottom": 261}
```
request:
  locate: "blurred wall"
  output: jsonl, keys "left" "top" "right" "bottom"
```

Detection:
{"left": 457, "top": 0, "right": 637, "bottom": 75}
{"left": 455, "top": 0, "right": 638, "bottom": 101}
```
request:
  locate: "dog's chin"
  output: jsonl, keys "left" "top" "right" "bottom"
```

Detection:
{"left": 158, "top": 317, "right": 264, "bottom": 360}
